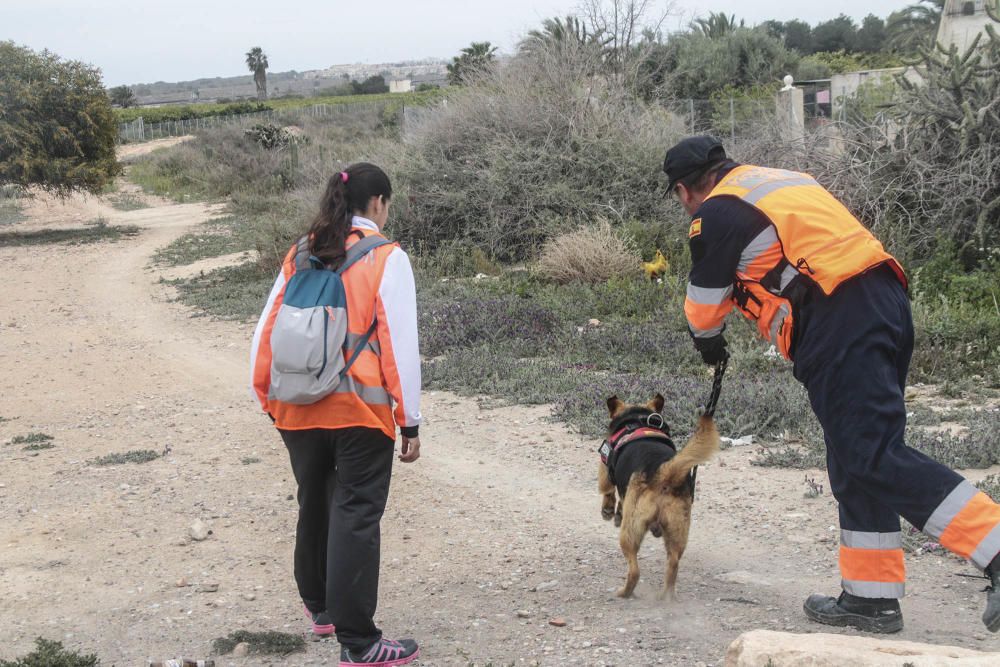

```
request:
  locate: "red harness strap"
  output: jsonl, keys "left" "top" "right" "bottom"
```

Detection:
{"left": 600, "top": 426, "right": 674, "bottom": 466}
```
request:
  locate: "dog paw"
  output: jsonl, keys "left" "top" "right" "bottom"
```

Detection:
{"left": 655, "top": 590, "right": 677, "bottom": 602}
{"left": 616, "top": 587, "right": 634, "bottom": 599}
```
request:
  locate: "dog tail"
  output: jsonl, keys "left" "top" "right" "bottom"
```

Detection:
{"left": 654, "top": 415, "right": 720, "bottom": 490}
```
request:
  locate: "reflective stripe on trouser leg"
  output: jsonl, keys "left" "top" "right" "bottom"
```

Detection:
{"left": 923, "top": 480, "right": 1000, "bottom": 570}
{"left": 839, "top": 530, "right": 905, "bottom": 598}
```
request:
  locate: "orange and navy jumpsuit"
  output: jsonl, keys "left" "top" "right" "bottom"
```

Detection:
{"left": 249, "top": 216, "right": 421, "bottom": 650}
{"left": 686, "top": 162, "right": 1000, "bottom": 599}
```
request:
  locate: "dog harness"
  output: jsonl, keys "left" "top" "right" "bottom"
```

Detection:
{"left": 599, "top": 412, "right": 674, "bottom": 488}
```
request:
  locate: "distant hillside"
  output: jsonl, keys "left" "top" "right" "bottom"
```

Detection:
{"left": 129, "top": 59, "right": 448, "bottom": 106}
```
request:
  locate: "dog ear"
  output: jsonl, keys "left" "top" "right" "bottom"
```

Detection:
{"left": 648, "top": 393, "right": 665, "bottom": 413}
{"left": 607, "top": 395, "right": 624, "bottom": 417}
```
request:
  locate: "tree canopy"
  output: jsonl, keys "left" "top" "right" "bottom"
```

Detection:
{"left": 246, "top": 46, "right": 269, "bottom": 101}
{"left": 447, "top": 42, "right": 498, "bottom": 85}
{"left": 0, "top": 41, "right": 120, "bottom": 193}
{"left": 108, "top": 85, "right": 136, "bottom": 108}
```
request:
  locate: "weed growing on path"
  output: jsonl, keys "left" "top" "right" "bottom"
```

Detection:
{"left": 0, "top": 200, "right": 24, "bottom": 226}
{"left": 0, "top": 225, "right": 139, "bottom": 248}
{"left": 212, "top": 630, "right": 305, "bottom": 655}
{"left": 108, "top": 192, "right": 149, "bottom": 211}
{"left": 241, "top": 456, "right": 261, "bottom": 465}
{"left": 168, "top": 262, "right": 273, "bottom": 320}
{"left": 0, "top": 638, "right": 98, "bottom": 667}
{"left": 152, "top": 215, "right": 252, "bottom": 267}
{"left": 88, "top": 449, "right": 161, "bottom": 466}
{"left": 11, "top": 432, "right": 53, "bottom": 445}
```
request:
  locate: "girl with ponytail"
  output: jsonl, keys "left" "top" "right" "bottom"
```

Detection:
{"left": 251, "top": 162, "right": 423, "bottom": 666}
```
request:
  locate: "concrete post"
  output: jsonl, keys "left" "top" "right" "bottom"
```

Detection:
{"left": 774, "top": 75, "right": 805, "bottom": 142}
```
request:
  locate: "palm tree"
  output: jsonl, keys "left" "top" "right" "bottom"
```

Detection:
{"left": 519, "top": 15, "right": 602, "bottom": 56}
{"left": 108, "top": 85, "right": 136, "bottom": 108}
{"left": 885, "top": 0, "right": 945, "bottom": 54}
{"left": 446, "top": 42, "right": 498, "bottom": 86}
{"left": 245, "top": 46, "right": 269, "bottom": 101}
{"left": 690, "top": 13, "right": 744, "bottom": 39}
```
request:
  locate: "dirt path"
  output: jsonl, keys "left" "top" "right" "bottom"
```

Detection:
{"left": 2, "top": 174, "right": 999, "bottom": 665}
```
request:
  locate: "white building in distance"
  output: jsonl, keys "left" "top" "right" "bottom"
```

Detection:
{"left": 937, "top": 0, "right": 996, "bottom": 52}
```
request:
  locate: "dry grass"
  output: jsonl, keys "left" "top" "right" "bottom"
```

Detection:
{"left": 537, "top": 220, "right": 641, "bottom": 284}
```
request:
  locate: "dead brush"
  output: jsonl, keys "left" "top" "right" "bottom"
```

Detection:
{"left": 536, "top": 219, "right": 641, "bottom": 284}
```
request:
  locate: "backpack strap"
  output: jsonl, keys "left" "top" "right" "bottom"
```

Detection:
{"left": 340, "top": 318, "right": 379, "bottom": 381}
{"left": 336, "top": 235, "right": 394, "bottom": 275}
{"left": 336, "top": 234, "right": 394, "bottom": 382}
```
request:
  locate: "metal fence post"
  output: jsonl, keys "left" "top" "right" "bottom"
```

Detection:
{"left": 730, "top": 97, "right": 736, "bottom": 142}
{"left": 689, "top": 99, "right": 695, "bottom": 133}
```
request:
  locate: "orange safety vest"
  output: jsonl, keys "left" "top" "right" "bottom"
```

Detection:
{"left": 253, "top": 228, "right": 400, "bottom": 438}
{"left": 704, "top": 165, "right": 906, "bottom": 359}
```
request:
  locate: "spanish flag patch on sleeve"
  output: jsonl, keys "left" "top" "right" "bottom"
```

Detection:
{"left": 689, "top": 218, "right": 702, "bottom": 238}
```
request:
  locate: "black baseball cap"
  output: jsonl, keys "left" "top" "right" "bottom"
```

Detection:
{"left": 662, "top": 136, "right": 727, "bottom": 191}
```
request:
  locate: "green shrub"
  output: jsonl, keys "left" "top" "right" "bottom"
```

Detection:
{"left": 909, "top": 246, "right": 1000, "bottom": 386}
{"left": 980, "top": 474, "right": 1000, "bottom": 502}
{"left": 0, "top": 42, "right": 120, "bottom": 194}
{"left": 0, "top": 638, "right": 98, "bottom": 667}
{"left": 388, "top": 51, "right": 680, "bottom": 262}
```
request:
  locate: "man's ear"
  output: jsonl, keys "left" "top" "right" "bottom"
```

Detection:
{"left": 607, "top": 396, "right": 624, "bottom": 417}
{"left": 647, "top": 393, "right": 664, "bottom": 414}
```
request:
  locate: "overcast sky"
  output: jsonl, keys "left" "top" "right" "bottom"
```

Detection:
{"left": 5, "top": 0, "right": 915, "bottom": 87}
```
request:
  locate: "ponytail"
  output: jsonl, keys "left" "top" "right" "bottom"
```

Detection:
{"left": 309, "top": 162, "right": 392, "bottom": 269}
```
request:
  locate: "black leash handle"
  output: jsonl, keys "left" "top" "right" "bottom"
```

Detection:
{"left": 703, "top": 357, "right": 728, "bottom": 418}
{"left": 692, "top": 357, "right": 727, "bottom": 501}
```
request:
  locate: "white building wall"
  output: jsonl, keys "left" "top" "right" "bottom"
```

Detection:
{"left": 937, "top": 0, "right": 995, "bottom": 52}
{"left": 389, "top": 79, "right": 413, "bottom": 94}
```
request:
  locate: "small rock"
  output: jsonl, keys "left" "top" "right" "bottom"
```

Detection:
{"left": 587, "top": 318, "right": 601, "bottom": 327}
{"left": 196, "top": 582, "right": 219, "bottom": 593}
{"left": 532, "top": 580, "right": 559, "bottom": 592}
{"left": 175, "top": 577, "right": 188, "bottom": 588}
{"left": 189, "top": 519, "right": 210, "bottom": 541}
{"left": 232, "top": 642, "right": 249, "bottom": 657}
{"left": 516, "top": 610, "right": 531, "bottom": 618}
{"left": 549, "top": 617, "right": 567, "bottom": 627}
{"left": 243, "top": 592, "right": 256, "bottom": 601}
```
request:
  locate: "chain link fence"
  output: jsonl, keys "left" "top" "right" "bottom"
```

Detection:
{"left": 118, "top": 101, "right": 396, "bottom": 143}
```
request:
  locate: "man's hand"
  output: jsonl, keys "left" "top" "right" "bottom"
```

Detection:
{"left": 399, "top": 436, "right": 421, "bottom": 463}
{"left": 694, "top": 334, "right": 729, "bottom": 366}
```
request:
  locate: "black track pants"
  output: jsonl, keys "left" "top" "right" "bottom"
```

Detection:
{"left": 793, "top": 266, "right": 1000, "bottom": 599}
{"left": 280, "top": 426, "right": 394, "bottom": 651}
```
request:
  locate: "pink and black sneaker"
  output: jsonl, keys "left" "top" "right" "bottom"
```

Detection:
{"left": 339, "top": 637, "right": 419, "bottom": 666}
{"left": 303, "top": 604, "right": 334, "bottom": 637}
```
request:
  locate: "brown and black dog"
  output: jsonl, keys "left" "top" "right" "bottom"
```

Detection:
{"left": 598, "top": 393, "right": 719, "bottom": 600}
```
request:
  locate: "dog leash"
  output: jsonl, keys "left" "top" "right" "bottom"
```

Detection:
{"left": 691, "top": 358, "right": 728, "bottom": 499}
{"left": 704, "top": 357, "right": 728, "bottom": 418}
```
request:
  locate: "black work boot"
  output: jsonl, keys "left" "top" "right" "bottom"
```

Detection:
{"left": 984, "top": 552, "right": 1000, "bottom": 632}
{"left": 803, "top": 590, "right": 903, "bottom": 633}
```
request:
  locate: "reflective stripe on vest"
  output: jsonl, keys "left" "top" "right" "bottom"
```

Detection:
{"left": 839, "top": 529, "right": 906, "bottom": 599}
{"left": 924, "top": 480, "right": 1000, "bottom": 569}
{"left": 704, "top": 165, "right": 906, "bottom": 360}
